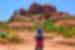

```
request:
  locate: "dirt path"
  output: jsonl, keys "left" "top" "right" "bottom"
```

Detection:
{"left": 0, "top": 31, "right": 75, "bottom": 50}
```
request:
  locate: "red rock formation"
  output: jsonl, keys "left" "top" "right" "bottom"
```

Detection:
{"left": 28, "top": 3, "right": 56, "bottom": 17}
{"left": 43, "top": 14, "right": 50, "bottom": 20}
{"left": 9, "top": 3, "right": 71, "bottom": 22}
{"left": 9, "top": 16, "right": 15, "bottom": 22}
{"left": 42, "top": 4, "right": 56, "bottom": 15}
{"left": 42, "top": 4, "right": 57, "bottom": 20}
{"left": 9, "top": 10, "right": 19, "bottom": 22}
{"left": 28, "top": 3, "right": 42, "bottom": 14}
{"left": 52, "top": 12, "right": 62, "bottom": 19}
{"left": 19, "top": 8, "right": 28, "bottom": 16}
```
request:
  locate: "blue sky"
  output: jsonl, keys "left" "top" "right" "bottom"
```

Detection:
{"left": 0, "top": 0, "right": 75, "bottom": 22}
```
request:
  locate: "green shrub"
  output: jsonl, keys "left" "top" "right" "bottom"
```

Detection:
{"left": 58, "top": 26, "right": 75, "bottom": 37}
{"left": 0, "top": 32, "right": 9, "bottom": 39}
{"left": 47, "top": 24, "right": 56, "bottom": 31}
{"left": 0, "top": 32, "right": 9, "bottom": 43}
{"left": 65, "top": 27, "right": 75, "bottom": 37}
{"left": 42, "top": 19, "right": 57, "bottom": 32}
{"left": 63, "top": 30, "right": 73, "bottom": 37}
{"left": 71, "top": 27, "right": 75, "bottom": 35}
{"left": 56, "top": 26, "right": 74, "bottom": 37}
{"left": 57, "top": 26, "right": 65, "bottom": 33}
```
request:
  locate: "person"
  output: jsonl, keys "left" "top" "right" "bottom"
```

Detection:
{"left": 35, "top": 27, "right": 44, "bottom": 50}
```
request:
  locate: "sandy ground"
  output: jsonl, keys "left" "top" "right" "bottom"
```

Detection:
{"left": 0, "top": 31, "right": 75, "bottom": 50}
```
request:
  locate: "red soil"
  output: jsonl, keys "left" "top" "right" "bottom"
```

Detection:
{"left": 0, "top": 31, "right": 75, "bottom": 50}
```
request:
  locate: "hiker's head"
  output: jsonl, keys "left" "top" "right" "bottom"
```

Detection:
{"left": 37, "top": 28, "right": 43, "bottom": 34}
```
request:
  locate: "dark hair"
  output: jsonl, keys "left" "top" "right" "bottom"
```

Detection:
{"left": 37, "top": 28, "right": 43, "bottom": 34}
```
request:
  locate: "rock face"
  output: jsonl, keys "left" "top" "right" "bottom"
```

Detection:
{"left": 42, "top": 4, "right": 56, "bottom": 19}
{"left": 28, "top": 3, "right": 56, "bottom": 15}
{"left": 9, "top": 9, "right": 30, "bottom": 22}
{"left": 42, "top": 4, "right": 56, "bottom": 15}
{"left": 28, "top": 3, "right": 57, "bottom": 19}
{"left": 19, "top": 8, "right": 28, "bottom": 16}
{"left": 9, "top": 3, "right": 70, "bottom": 23}
{"left": 28, "top": 3, "right": 42, "bottom": 14}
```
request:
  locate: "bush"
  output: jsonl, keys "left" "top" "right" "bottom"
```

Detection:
{"left": 71, "top": 27, "right": 75, "bottom": 35}
{"left": 65, "top": 27, "right": 75, "bottom": 37}
{"left": 63, "top": 30, "right": 73, "bottom": 38}
{"left": 0, "top": 32, "right": 9, "bottom": 44}
{"left": 57, "top": 26, "right": 75, "bottom": 37}
{"left": 47, "top": 24, "right": 56, "bottom": 31}
{"left": 42, "top": 19, "right": 57, "bottom": 32}
{"left": 0, "top": 32, "right": 9, "bottom": 39}
{"left": 57, "top": 26, "right": 65, "bottom": 33}
{"left": 54, "top": 25, "right": 72, "bottom": 37}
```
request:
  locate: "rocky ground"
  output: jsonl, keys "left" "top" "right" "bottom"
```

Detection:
{"left": 0, "top": 31, "right": 75, "bottom": 50}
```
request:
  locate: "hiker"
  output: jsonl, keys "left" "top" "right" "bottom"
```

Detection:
{"left": 35, "top": 27, "right": 44, "bottom": 50}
